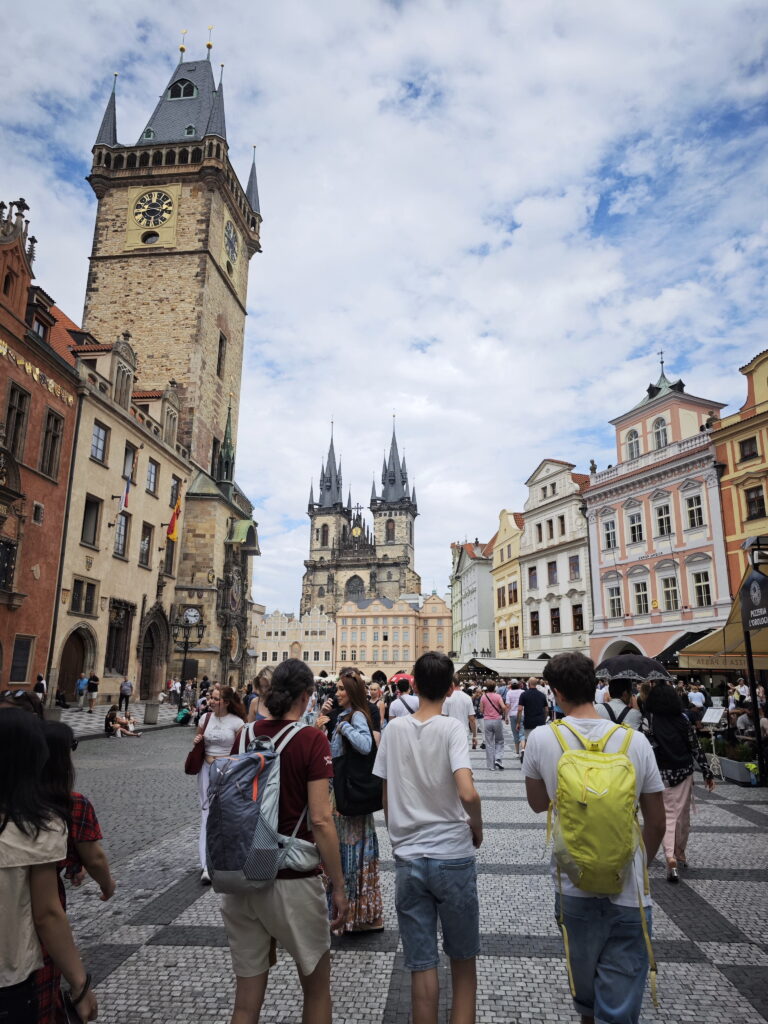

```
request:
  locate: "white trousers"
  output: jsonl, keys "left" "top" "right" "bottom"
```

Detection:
{"left": 198, "top": 760, "right": 211, "bottom": 870}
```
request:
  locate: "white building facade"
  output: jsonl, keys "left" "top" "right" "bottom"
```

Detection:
{"left": 253, "top": 607, "right": 336, "bottom": 672}
{"left": 449, "top": 538, "right": 497, "bottom": 659}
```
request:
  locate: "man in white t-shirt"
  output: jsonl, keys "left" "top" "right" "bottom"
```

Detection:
{"left": 388, "top": 679, "right": 420, "bottom": 718}
{"left": 523, "top": 652, "right": 665, "bottom": 1024}
{"left": 594, "top": 679, "right": 643, "bottom": 730}
{"left": 442, "top": 681, "right": 478, "bottom": 749}
{"left": 374, "top": 652, "right": 483, "bottom": 1024}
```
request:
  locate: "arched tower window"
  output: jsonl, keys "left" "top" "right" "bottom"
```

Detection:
{"left": 345, "top": 576, "right": 365, "bottom": 602}
{"left": 320, "top": 524, "right": 329, "bottom": 547}
{"left": 653, "top": 418, "right": 667, "bottom": 450}
{"left": 169, "top": 79, "right": 196, "bottom": 100}
{"left": 626, "top": 429, "right": 640, "bottom": 461}
{"left": 408, "top": 521, "right": 413, "bottom": 543}
{"left": 385, "top": 519, "right": 395, "bottom": 543}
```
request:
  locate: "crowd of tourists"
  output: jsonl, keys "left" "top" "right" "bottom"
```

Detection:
{"left": 0, "top": 649, "right": 756, "bottom": 1024}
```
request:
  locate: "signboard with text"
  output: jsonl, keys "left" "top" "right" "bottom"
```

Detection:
{"left": 741, "top": 569, "right": 768, "bottom": 633}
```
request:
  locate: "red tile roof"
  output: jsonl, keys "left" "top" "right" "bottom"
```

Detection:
{"left": 513, "top": 512, "right": 525, "bottom": 530}
{"left": 48, "top": 305, "right": 81, "bottom": 366}
{"left": 571, "top": 473, "right": 590, "bottom": 492}
{"left": 75, "top": 344, "right": 114, "bottom": 354}
{"left": 133, "top": 390, "right": 164, "bottom": 400}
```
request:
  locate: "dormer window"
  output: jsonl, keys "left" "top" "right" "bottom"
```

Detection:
{"left": 144, "top": 128, "right": 155, "bottom": 139}
{"left": 169, "top": 79, "right": 196, "bottom": 99}
{"left": 184, "top": 125, "right": 195, "bottom": 137}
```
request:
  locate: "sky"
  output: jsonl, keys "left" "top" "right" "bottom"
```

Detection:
{"left": 3, "top": 0, "right": 767, "bottom": 613}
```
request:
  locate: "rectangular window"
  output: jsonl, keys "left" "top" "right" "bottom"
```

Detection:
{"left": 271, "top": 651, "right": 278, "bottom": 661}
{"left": 80, "top": 495, "right": 101, "bottom": 547}
{"left": 6, "top": 384, "right": 30, "bottom": 460}
{"left": 91, "top": 421, "right": 109, "bottom": 463}
{"left": 302, "top": 651, "right": 309, "bottom": 661}
{"left": 313, "top": 651, "right": 320, "bottom": 662}
{"left": 508, "top": 581, "right": 518, "bottom": 604}
{"left": 39, "top": 410, "right": 64, "bottom": 478}
{"left": 662, "top": 577, "right": 680, "bottom": 611}
{"left": 382, "top": 630, "right": 389, "bottom": 642}
{"left": 633, "top": 581, "right": 649, "bottom": 615}
{"left": 146, "top": 459, "right": 159, "bottom": 495}
{"left": 139, "top": 522, "right": 153, "bottom": 567}
{"left": 211, "top": 437, "right": 221, "bottom": 476}
{"left": 372, "top": 631, "right": 379, "bottom": 642}
{"left": 547, "top": 519, "right": 554, "bottom": 540}
{"left": 746, "top": 486, "right": 766, "bottom": 520}
{"left": 497, "top": 586, "right": 506, "bottom": 608}
{"left": 498, "top": 628, "right": 507, "bottom": 651}
{"left": 0, "top": 538, "right": 17, "bottom": 591}
{"left": 123, "top": 442, "right": 137, "bottom": 481}
{"left": 528, "top": 566, "right": 538, "bottom": 589}
{"left": 507, "top": 544, "right": 512, "bottom": 558}
{"left": 163, "top": 537, "right": 176, "bottom": 576}
{"left": 510, "top": 625, "right": 520, "bottom": 648}
{"left": 607, "top": 585, "right": 623, "bottom": 618}
{"left": 569, "top": 555, "right": 580, "bottom": 580}
{"left": 170, "top": 475, "right": 181, "bottom": 508}
{"left": 261, "top": 651, "right": 267, "bottom": 661}
{"left": 558, "top": 515, "right": 566, "bottom": 536}
{"left": 114, "top": 511, "right": 130, "bottom": 558}
{"left": 686, "top": 495, "right": 704, "bottom": 528}
{"left": 572, "top": 604, "right": 584, "bottom": 632}
{"left": 739, "top": 437, "right": 758, "bottom": 461}
{"left": 536, "top": 523, "right": 543, "bottom": 543}
{"left": 217, "top": 333, "right": 227, "bottom": 377}
{"left": 628, "top": 512, "right": 643, "bottom": 544}
{"left": 693, "top": 571, "right": 712, "bottom": 607}
{"left": 655, "top": 503, "right": 672, "bottom": 537}
{"left": 71, "top": 578, "right": 97, "bottom": 616}
{"left": 324, "top": 651, "right": 331, "bottom": 661}
{"left": 10, "top": 635, "right": 34, "bottom": 682}
{"left": 341, "top": 630, "right": 347, "bottom": 643}
{"left": 550, "top": 607, "right": 561, "bottom": 634}
{"left": 340, "top": 649, "right": 347, "bottom": 661}
{"left": 547, "top": 560, "right": 558, "bottom": 585}
{"left": 603, "top": 519, "right": 617, "bottom": 550}
{"left": 351, "top": 629, "right": 358, "bottom": 643}
{"left": 282, "top": 652, "right": 288, "bottom": 661}
{"left": 530, "top": 610, "right": 540, "bottom": 637}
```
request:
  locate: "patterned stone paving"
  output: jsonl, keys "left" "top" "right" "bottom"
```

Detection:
{"left": 68, "top": 727, "right": 768, "bottom": 1022}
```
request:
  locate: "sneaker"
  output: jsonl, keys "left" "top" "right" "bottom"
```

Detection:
{"left": 495, "top": 762, "right": 505, "bottom": 770}
{"left": 201, "top": 868, "right": 211, "bottom": 885}
{"left": 666, "top": 862, "right": 679, "bottom": 884}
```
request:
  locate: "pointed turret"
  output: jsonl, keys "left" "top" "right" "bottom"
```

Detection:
{"left": 371, "top": 478, "right": 377, "bottom": 502}
{"left": 308, "top": 482, "right": 315, "bottom": 508}
{"left": 380, "top": 423, "right": 409, "bottom": 502}
{"left": 316, "top": 433, "right": 343, "bottom": 508}
{"left": 206, "top": 81, "right": 227, "bottom": 141}
{"left": 217, "top": 400, "right": 235, "bottom": 484}
{"left": 95, "top": 75, "right": 118, "bottom": 147}
{"left": 347, "top": 488, "right": 352, "bottom": 512}
{"left": 246, "top": 149, "right": 261, "bottom": 214}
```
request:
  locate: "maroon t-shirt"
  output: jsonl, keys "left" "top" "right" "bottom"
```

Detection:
{"left": 234, "top": 720, "right": 334, "bottom": 879}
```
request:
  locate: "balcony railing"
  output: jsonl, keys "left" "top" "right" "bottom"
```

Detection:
{"left": 591, "top": 434, "right": 711, "bottom": 485}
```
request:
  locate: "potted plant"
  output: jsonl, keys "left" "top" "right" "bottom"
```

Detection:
{"left": 707, "top": 737, "right": 759, "bottom": 785}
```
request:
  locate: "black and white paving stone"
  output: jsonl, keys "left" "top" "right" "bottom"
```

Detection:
{"left": 68, "top": 727, "right": 768, "bottom": 1023}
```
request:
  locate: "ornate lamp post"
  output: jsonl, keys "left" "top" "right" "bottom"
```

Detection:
{"left": 171, "top": 608, "right": 205, "bottom": 715}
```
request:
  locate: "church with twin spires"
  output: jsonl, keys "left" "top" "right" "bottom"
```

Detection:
{"left": 300, "top": 427, "right": 421, "bottom": 617}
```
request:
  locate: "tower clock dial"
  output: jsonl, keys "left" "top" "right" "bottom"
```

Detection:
{"left": 224, "top": 220, "right": 239, "bottom": 264}
{"left": 133, "top": 190, "right": 174, "bottom": 227}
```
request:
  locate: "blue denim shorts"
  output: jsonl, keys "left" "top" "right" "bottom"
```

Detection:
{"left": 554, "top": 893, "right": 652, "bottom": 1024}
{"left": 395, "top": 856, "right": 480, "bottom": 971}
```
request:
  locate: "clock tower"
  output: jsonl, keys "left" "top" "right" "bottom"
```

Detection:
{"left": 82, "top": 49, "right": 262, "bottom": 687}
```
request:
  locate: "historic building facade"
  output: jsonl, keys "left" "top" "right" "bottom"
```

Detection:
{"left": 584, "top": 365, "right": 731, "bottom": 663}
{"left": 491, "top": 510, "right": 525, "bottom": 659}
{"left": 253, "top": 607, "right": 336, "bottom": 672}
{"left": 61, "top": 48, "right": 263, "bottom": 690}
{"left": 300, "top": 427, "right": 421, "bottom": 617}
{"left": 519, "top": 460, "right": 591, "bottom": 658}
{"left": 449, "top": 537, "right": 497, "bottom": 659}
{"left": 0, "top": 200, "right": 79, "bottom": 688}
{"left": 712, "top": 349, "right": 768, "bottom": 594}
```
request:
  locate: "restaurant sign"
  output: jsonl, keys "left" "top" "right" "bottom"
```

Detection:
{"left": 741, "top": 569, "right": 768, "bottom": 633}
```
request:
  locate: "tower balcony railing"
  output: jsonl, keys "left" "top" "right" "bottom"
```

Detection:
{"left": 590, "top": 433, "right": 712, "bottom": 487}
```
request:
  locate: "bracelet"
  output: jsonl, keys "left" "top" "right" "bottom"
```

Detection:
{"left": 71, "top": 973, "right": 92, "bottom": 1006}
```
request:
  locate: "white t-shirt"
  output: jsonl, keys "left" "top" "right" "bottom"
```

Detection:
{"left": 687, "top": 691, "right": 705, "bottom": 708}
{"left": 389, "top": 694, "right": 420, "bottom": 719}
{"left": 595, "top": 699, "right": 643, "bottom": 730}
{"left": 202, "top": 712, "right": 244, "bottom": 757}
{"left": 442, "top": 690, "right": 475, "bottom": 731}
{"left": 506, "top": 689, "right": 522, "bottom": 715}
{"left": 373, "top": 714, "right": 474, "bottom": 860}
{"left": 523, "top": 717, "right": 663, "bottom": 907}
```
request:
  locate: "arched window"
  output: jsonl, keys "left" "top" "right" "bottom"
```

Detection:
{"left": 165, "top": 150, "right": 176, "bottom": 165}
{"left": 626, "top": 429, "right": 640, "bottom": 461}
{"left": 104, "top": 153, "right": 112, "bottom": 168}
{"left": 653, "top": 418, "right": 667, "bottom": 449}
{"left": 408, "top": 521, "right": 413, "bottom": 543}
{"left": 113, "top": 154, "right": 124, "bottom": 169}
{"left": 318, "top": 586, "right": 325, "bottom": 598}
{"left": 139, "top": 152, "right": 150, "bottom": 167}
{"left": 143, "top": 128, "right": 155, "bottom": 139}
{"left": 152, "top": 150, "right": 163, "bottom": 166}
{"left": 191, "top": 147, "right": 203, "bottom": 162}
{"left": 3, "top": 271, "right": 12, "bottom": 296}
{"left": 345, "top": 576, "right": 365, "bottom": 602}
{"left": 320, "top": 524, "right": 329, "bottom": 547}
{"left": 179, "top": 149, "right": 189, "bottom": 164}
{"left": 127, "top": 153, "right": 137, "bottom": 169}
{"left": 185, "top": 125, "right": 195, "bottom": 137}
{"left": 169, "top": 79, "right": 196, "bottom": 99}
{"left": 385, "top": 519, "right": 395, "bottom": 543}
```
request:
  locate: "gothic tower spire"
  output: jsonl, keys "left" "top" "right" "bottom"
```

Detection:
{"left": 94, "top": 74, "right": 118, "bottom": 147}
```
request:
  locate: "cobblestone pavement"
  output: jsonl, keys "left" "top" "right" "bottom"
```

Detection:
{"left": 68, "top": 728, "right": 768, "bottom": 1023}
{"left": 54, "top": 699, "right": 180, "bottom": 740}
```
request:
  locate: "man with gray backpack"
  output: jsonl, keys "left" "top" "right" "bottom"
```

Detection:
{"left": 207, "top": 659, "right": 348, "bottom": 1024}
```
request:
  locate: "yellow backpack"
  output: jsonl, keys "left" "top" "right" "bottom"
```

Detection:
{"left": 548, "top": 720, "right": 657, "bottom": 1004}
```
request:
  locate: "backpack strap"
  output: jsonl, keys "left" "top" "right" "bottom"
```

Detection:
{"left": 605, "top": 704, "right": 617, "bottom": 723}
{"left": 616, "top": 705, "right": 631, "bottom": 725}
{"left": 551, "top": 719, "right": 625, "bottom": 753}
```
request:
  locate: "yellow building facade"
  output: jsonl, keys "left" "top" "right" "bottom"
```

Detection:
{"left": 491, "top": 510, "right": 525, "bottom": 658}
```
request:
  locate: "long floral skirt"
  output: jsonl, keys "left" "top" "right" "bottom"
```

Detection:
{"left": 324, "top": 790, "right": 383, "bottom": 932}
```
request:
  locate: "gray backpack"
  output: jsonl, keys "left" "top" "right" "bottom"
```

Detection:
{"left": 206, "top": 721, "right": 320, "bottom": 894}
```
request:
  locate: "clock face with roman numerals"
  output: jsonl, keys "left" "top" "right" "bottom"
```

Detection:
{"left": 224, "top": 220, "right": 239, "bottom": 264}
{"left": 133, "top": 190, "right": 174, "bottom": 228}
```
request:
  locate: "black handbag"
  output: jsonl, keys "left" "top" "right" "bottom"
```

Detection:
{"left": 332, "top": 723, "right": 383, "bottom": 816}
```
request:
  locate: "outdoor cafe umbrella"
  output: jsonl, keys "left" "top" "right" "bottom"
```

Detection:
{"left": 595, "top": 654, "right": 672, "bottom": 684}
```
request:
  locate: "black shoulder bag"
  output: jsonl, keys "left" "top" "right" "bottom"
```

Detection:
{"left": 333, "top": 718, "right": 383, "bottom": 816}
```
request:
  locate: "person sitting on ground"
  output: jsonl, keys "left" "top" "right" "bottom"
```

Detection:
{"left": 374, "top": 652, "right": 483, "bottom": 1024}
{"left": 595, "top": 678, "right": 643, "bottom": 730}
{"left": 388, "top": 678, "right": 419, "bottom": 719}
{"left": 104, "top": 706, "right": 139, "bottom": 739}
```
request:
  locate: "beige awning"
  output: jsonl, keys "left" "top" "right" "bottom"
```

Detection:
{"left": 678, "top": 570, "right": 768, "bottom": 671}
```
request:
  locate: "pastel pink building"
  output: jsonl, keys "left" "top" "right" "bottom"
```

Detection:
{"left": 585, "top": 365, "right": 731, "bottom": 665}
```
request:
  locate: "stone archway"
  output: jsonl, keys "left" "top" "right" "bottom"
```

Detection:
{"left": 599, "top": 639, "right": 646, "bottom": 662}
{"left": 137, "top": 605, "right": 170, "bottom": 700}
{"left": 58, "top": 625, "right": 98, "bottom": 700}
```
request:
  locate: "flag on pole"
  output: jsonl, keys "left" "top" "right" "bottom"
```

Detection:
{"left": 167, "top": 496, "right": 182, "bottom": 541}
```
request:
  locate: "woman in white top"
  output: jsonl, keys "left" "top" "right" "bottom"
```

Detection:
{"left": 192, "top": 685, "right": 246, "bottom": 883}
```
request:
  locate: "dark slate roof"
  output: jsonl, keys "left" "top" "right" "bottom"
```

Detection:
{"left": 380, "top": 425, "right": 412, "bottom": 503}
{"left": 205, "top": 80, "right": 226, "bottom": 140}
{"left": 353, "top": 597, "right": 394, "bottom": 610}
{"left": 316, "top": 434, "right": 343, "bottom": 508}
{"left": 139, "top": 59, "right": 225, "bottom": 145}
{"left": 95, "top": 77, "right": 118, "bottom": 147}
{"left": 246, "top": 153, "right": 260, "bottom": 214}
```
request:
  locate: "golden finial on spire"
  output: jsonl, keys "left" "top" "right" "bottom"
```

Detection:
{"left": 179, "top": 28, "right": 188, "bottom": 55}
{"left": 206, "top": 25, "right": 214, "bottom": 57}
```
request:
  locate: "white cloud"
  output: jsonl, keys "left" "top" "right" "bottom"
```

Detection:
{"left": 3, "top": 0, "right": 766, "bottom": 612}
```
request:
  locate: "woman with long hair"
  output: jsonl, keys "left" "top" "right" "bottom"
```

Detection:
{"left": 642, "top": 682, "right": 715, "bottom": 882}
{"left": 368, "top": 682, "right": 385, "bottom": 737}
{"left": 319, "top": 668, "right": 383, "bottom": 933}
{"left": 0, "top": 711, "right": 98, "bottom": 1022}
{"left": 34, "top": 723, "right": 115, "bottom": 1023}
{"left": 247, "top": 668, "right": 273, "bottom": 723}
{"left": 192, "top": 685, "right": 246, "bottom": 884}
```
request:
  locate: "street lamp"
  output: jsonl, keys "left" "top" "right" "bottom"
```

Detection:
{"left": 171, "top": 608, "right": 206, "bottom": 713}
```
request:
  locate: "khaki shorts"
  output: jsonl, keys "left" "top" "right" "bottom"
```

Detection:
{"left": 220, "top": 876, "right": 330, "bottom": 977}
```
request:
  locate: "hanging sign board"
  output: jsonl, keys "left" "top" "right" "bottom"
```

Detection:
{"left": 741, "top": 569, "right": 768, "bottom": 632}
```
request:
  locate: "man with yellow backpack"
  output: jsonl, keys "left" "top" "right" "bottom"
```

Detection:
{"left": 523, "top": 653, "right": 666, "bottom": 1024}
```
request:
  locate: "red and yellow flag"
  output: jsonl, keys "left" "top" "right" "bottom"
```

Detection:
{"left": 167, "top": 497, "right": 182, "bottom": 542}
